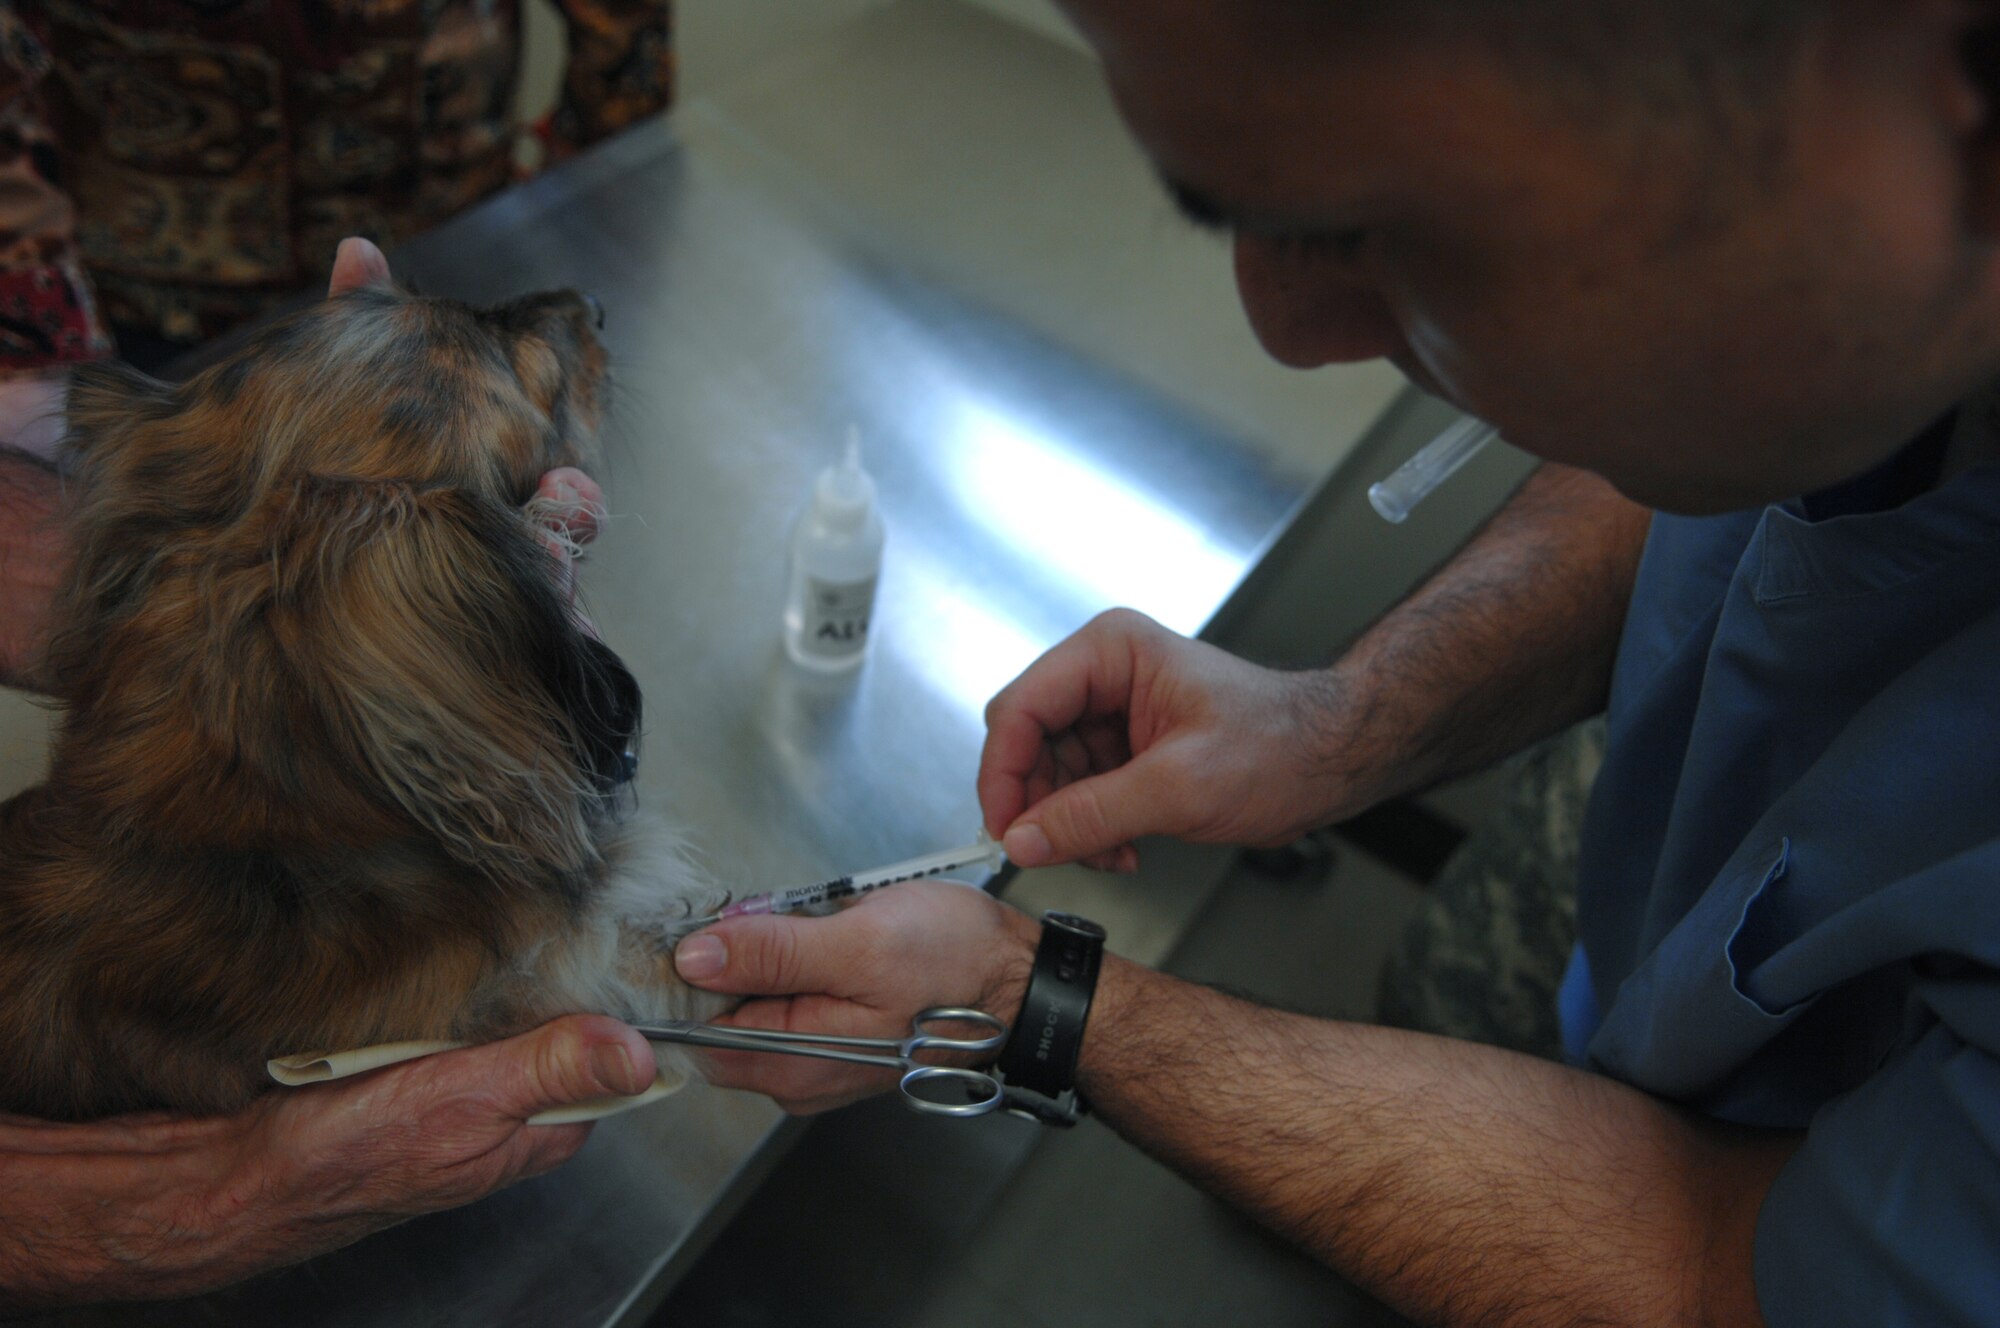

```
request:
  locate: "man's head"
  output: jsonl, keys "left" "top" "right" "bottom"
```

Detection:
{"left": 1062, "top": 0, "right": 2000, "bottom": 511}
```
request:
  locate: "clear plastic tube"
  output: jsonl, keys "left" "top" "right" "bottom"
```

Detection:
{"left": 1368, "top": 417, "right": 1499, "bottom": 523}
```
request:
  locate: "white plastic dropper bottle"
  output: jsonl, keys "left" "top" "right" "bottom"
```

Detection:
{"left": 783, "top": 428, "right": 884, "bottom": 671}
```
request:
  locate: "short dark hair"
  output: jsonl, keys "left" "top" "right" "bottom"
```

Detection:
{"left": 1325, "top": 0, "right": 1823, "bottom": 110}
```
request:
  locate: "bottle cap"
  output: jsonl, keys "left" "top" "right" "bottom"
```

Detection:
{"left": 813, "top": 428, "right": 876, "bottom": 534}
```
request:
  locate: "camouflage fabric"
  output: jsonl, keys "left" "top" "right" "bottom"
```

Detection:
{"left": 0, "top": 0, "right": 672, "bottom": 361}
{"left": 1376, "top": 718, "right": 1607, "bottom": 1061}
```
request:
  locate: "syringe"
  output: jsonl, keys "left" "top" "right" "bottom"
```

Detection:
{"left": 690, "top": 836, "right": 1008, "bottom": 926}
{"left": 1368, "top": 416, "right": 1499, "bottom": 523}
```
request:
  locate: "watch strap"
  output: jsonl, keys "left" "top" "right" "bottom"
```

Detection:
{"left": 996, "top": 911, "right": 1105, "bottom": 1115}
{"left": 996, "top": 1076, "right": 1087, "bottom": 1128}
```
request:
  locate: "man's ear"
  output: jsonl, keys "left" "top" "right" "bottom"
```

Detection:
{"left": 328, "top": 237, "right": 392, "bottom": 297}
{"left": 1954, "top": 10, "right": 2000, "bottom": 237}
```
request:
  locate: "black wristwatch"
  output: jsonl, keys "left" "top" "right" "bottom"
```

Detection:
{"left": 995, "top": 911, "right": 1105, "bottom": 1127}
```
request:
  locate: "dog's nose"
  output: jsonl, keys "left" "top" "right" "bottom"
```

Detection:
{"left": 582, "top": 293, "right": 605, "bottom": 330}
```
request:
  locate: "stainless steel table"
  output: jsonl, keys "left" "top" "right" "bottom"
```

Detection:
{"left": 44, "top": 10, "right": 1406, "bottom": 1326}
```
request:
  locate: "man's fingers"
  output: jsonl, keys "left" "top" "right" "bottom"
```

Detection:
{"left": 1001, "top": 760, "right": 1160, "bottom": 868}
{"left": 674, "top": 913, "right": 865, "bottom": 997}
{"left": 689, "top": 1031, "right": 897, "bottom": 1113}
{"left": 1079, "top": 844, "right": 1140, "bottom": 874}
{"left": 328, "top": 236, "right": 391, "bottom": 296}
{"left": 980, "top": 609, "right": 1156, "bottom": 839}
{"left": 980, "top": 709, "right": 1055, "bottom": 837}
{"left": 673, "top": 991, "right": 899, "bottom": 1113}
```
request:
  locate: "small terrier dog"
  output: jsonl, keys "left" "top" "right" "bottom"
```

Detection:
{"left": 0, "top": 281, "right": 727, "bottom": 1121}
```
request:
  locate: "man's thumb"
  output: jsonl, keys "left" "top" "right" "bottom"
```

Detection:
{"left": 1002, "top": 768, "right": 1152, "bottom": 867}
{"left": 674, "top": 913, "right": 854, "bottom": 996}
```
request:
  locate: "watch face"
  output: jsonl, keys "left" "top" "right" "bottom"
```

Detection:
{"left": 1044, "top": 911, "right": 1106, "bottom": 940}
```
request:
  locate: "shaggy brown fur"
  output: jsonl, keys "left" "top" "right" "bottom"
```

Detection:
{"left": 0, "top": 284, "right": 724, "bottom": 1121}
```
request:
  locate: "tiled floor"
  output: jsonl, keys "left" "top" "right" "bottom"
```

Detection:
{"left": 649, "top": 839, "right": 1433, "bottom": 1327}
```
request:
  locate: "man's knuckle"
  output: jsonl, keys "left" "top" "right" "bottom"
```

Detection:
{"left": 1094, "top": 606, "right": 1137, "bottom": 632}
{"left": 763, "top": 925, "right": 808, "bottom": 991}
{"left": 983, "top": 689, "right": 1011, "bottom": 725}
{"left": 1054, "top": 787, "right": 1109, "bottom": 844}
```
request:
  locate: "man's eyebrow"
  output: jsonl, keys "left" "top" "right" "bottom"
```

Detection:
{"left": 1159, "top": 174, "right": 1236, "bottom": 234}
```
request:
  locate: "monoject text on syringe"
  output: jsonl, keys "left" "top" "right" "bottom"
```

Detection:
{"left": 689, "top": 837, "right": 1008, "bottom": 926}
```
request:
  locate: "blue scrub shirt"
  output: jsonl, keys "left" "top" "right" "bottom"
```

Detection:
{"left": 1570, "top": 447, "right": 2000, "bottom": 1324}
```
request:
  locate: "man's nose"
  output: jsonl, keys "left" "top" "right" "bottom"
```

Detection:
{"left": 1232, "top": 235, "right": 1405, "bottom": 369}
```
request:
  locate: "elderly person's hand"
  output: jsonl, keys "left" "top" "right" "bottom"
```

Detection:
{"left": 0, "top": 1015, "right": 655, "bottom": 1312}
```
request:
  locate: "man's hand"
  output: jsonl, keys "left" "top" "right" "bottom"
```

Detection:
{"left": 980, "top": 466, "right": 1652, "bottom": 873}
{"left": 979, "top": 607, "right": 1363, "bottom": 872}
{"left": 672, "top": 882, "right": 1040, "bottom": 1114}
{"left": 0, "top": 1015, "right": 656, "bottom": 1312}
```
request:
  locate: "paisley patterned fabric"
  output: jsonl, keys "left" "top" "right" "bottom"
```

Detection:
{"left": 0, "top": 3, "right": 110, "bottom": 370}
{"left": 0, "top": 0, "right": 671, "bottom": 365}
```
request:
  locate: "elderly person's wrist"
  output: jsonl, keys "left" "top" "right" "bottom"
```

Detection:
{"left": 0, "top": 369, "right": 70, "bottom": 462}
{"left": 0, "top": 445, "right": 70, "bottom": 692}
{"left": 0, "top": 1109, "right": 258, "bottom": 1311}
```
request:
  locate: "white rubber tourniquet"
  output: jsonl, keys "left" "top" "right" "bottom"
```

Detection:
{"left": 267, "top": 1040, "right": 686, "bottom": 1124}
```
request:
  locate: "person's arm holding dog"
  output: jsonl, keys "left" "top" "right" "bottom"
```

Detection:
{"left": 0, "top": 1015, "right": 657, "bottom": 1312}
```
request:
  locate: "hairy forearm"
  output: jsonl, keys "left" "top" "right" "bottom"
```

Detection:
{"left": 1305, "top": 462, "right": 1650, "bottom": 808}
{"left": 1079, "top": 959, "right": 1794, "bottom": 1328}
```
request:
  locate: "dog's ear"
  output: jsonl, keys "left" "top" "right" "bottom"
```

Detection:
{"left": 277, "top": 477, "right": 635, "bottom": 893}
